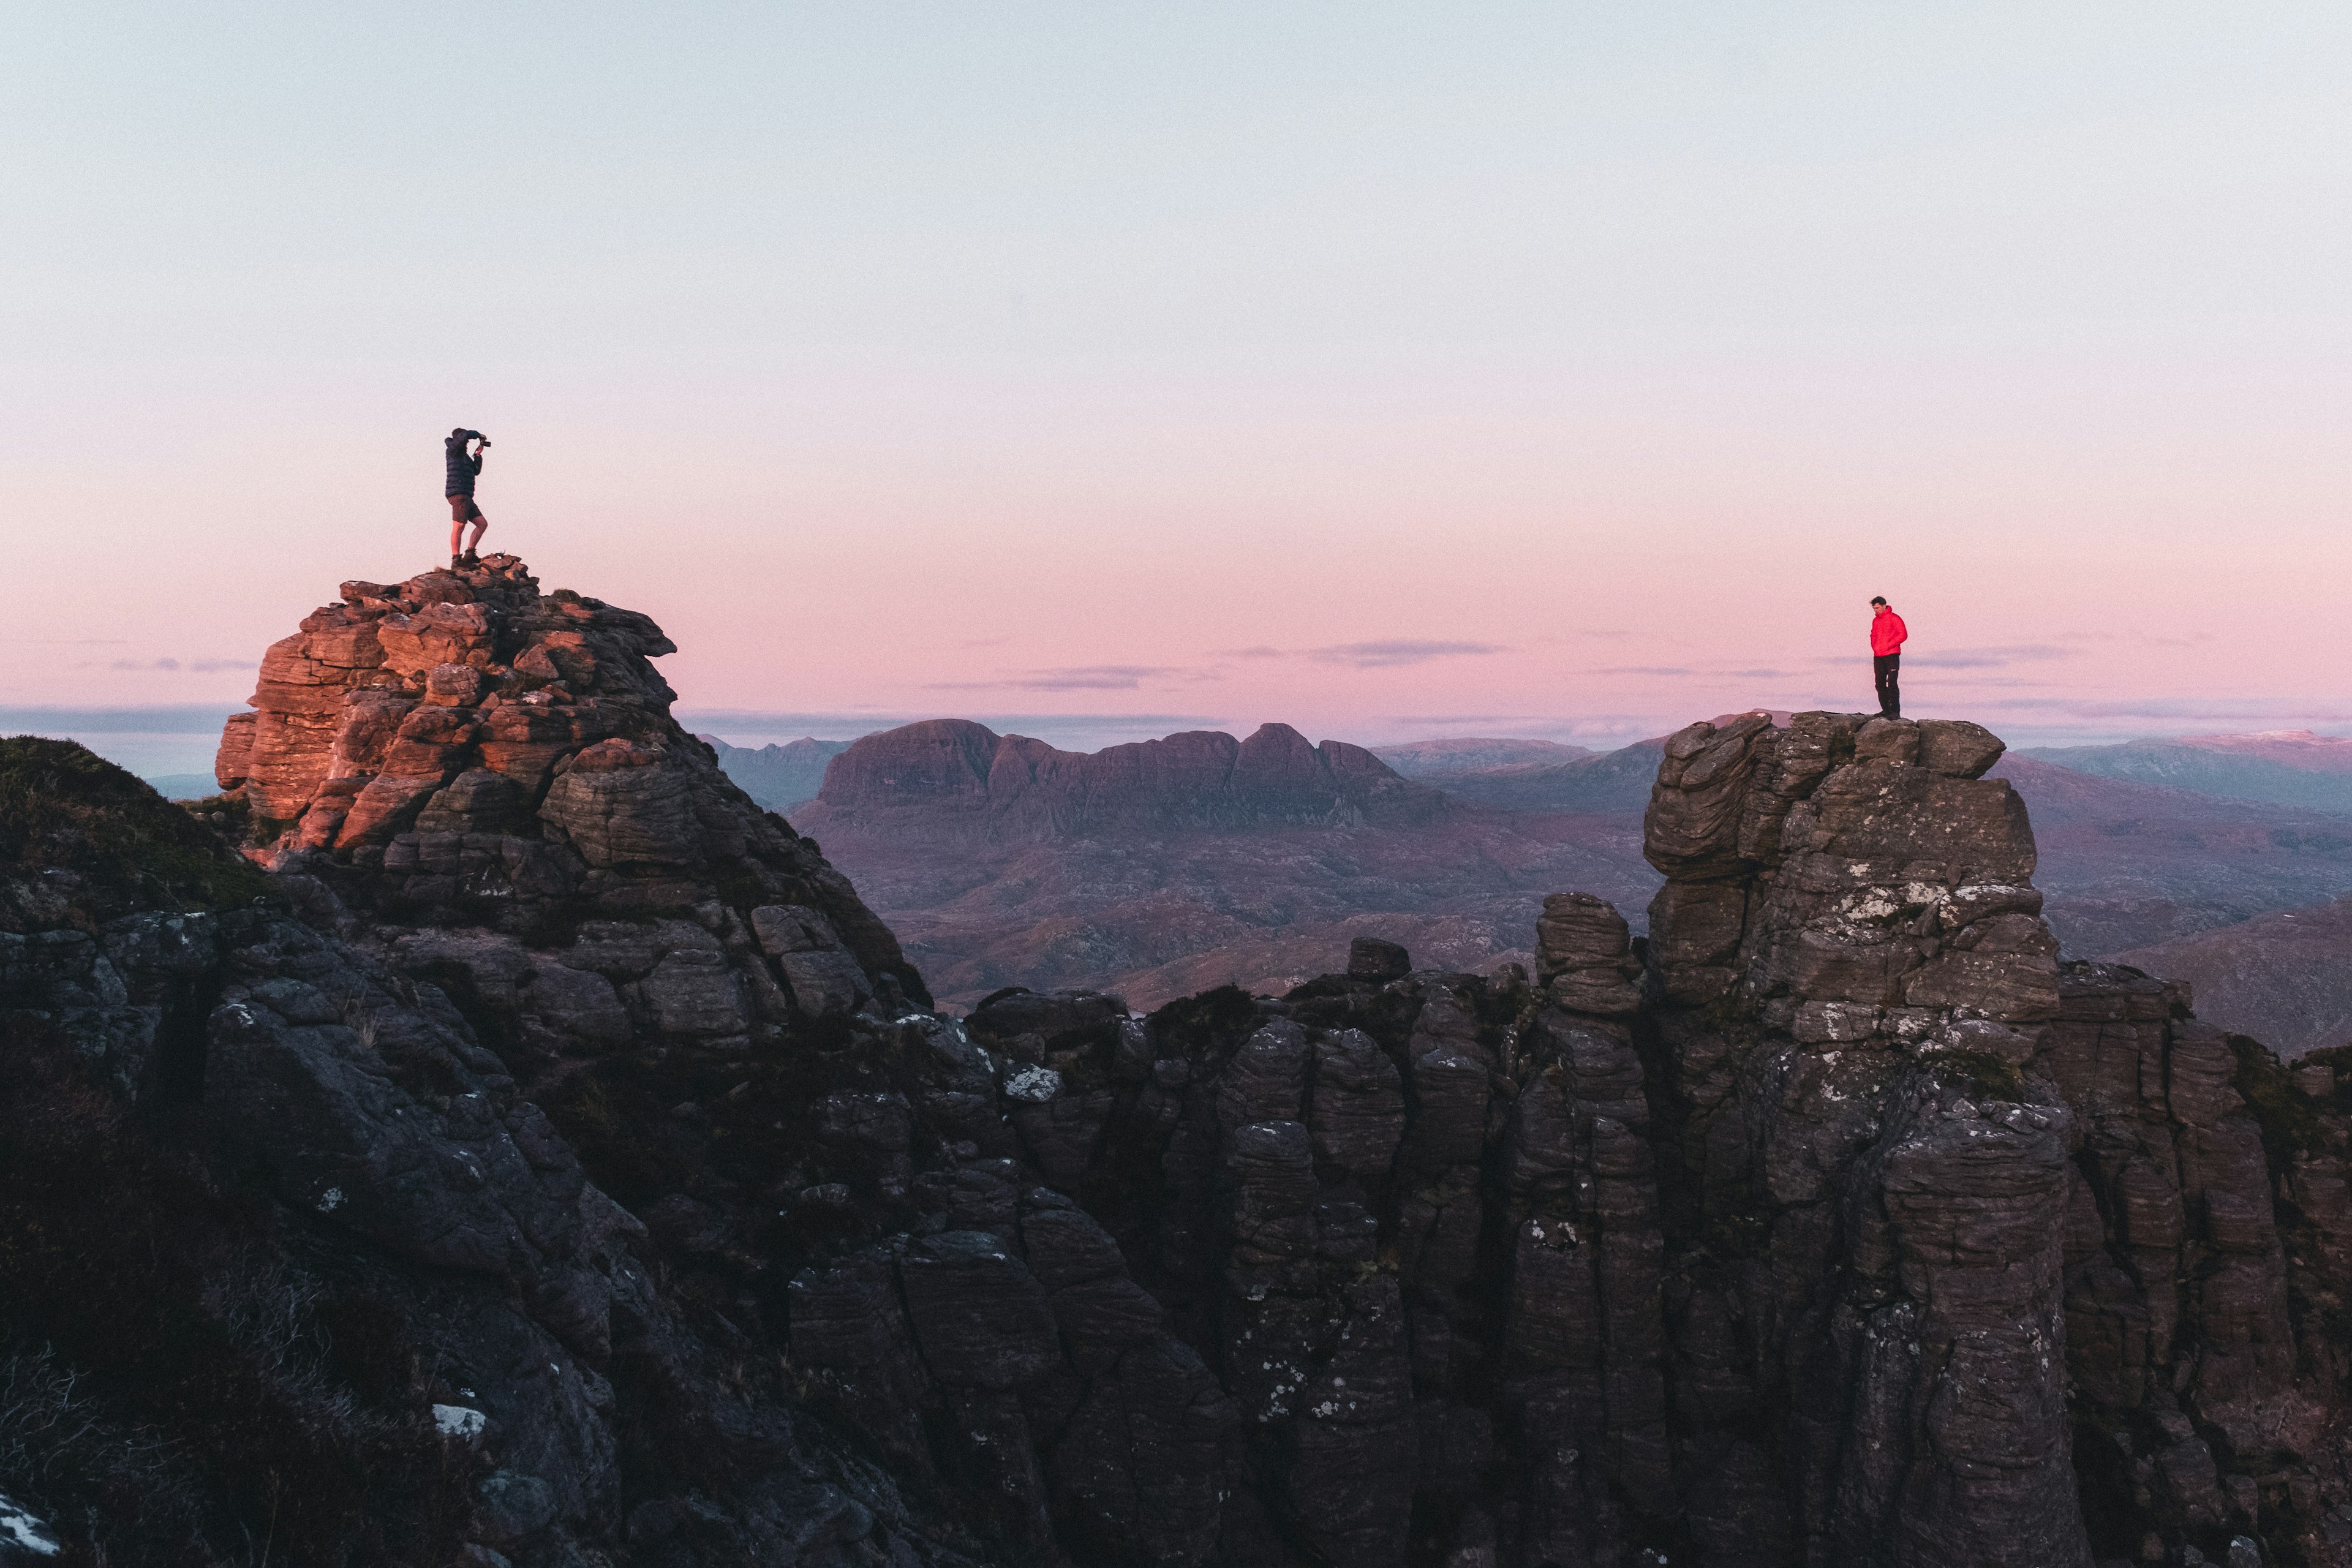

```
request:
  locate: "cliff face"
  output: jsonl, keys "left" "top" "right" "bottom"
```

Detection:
{"left": 12, "top": 569, "right": 2352, "bottom": 1568}
{"left": 797, "top": 718, "right": 1450, "bottom": 839}
{"left": 1584, "top": 712, "right": 2352, "bottom": 1567}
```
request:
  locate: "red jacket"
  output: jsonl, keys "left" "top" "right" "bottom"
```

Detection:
{"left": 1870, "top": 609, "right": 1907, "bottom": 657}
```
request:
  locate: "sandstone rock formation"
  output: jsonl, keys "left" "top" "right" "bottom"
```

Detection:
{"left": 4, "top": 545, "right": 1261, "bottom": 1564}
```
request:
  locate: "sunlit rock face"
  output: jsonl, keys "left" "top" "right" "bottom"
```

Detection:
{"left": 212, "top": 553, "right": 925, "bottom": 1019}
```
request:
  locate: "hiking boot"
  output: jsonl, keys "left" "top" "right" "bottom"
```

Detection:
{"left": 449, "top": 554, "right": 464, "bottom": 570}
{"left": 461, "top": 550, "right": 481, "bottom": 568}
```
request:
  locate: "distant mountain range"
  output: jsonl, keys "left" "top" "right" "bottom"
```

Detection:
{"left": 1376, "top": 735, "right": 1667, "bottom": 814}
{"left": 1368, "top": 713, "right": 1802, "bottom": 815}
{"left": 2021, "top": 730, "right": 2352, "bottom": 814}
{"left": 1370, "top": 735, "right": 1593, "bottom": 773}
{"left": 696, "top": 734, "right": 852, "bottom": 812}
{"left": 784, "top": 719, "right": 1658, "bottom": 1011}
{"left": 1982, "top": 754, "right": 2352, "bottom": 953}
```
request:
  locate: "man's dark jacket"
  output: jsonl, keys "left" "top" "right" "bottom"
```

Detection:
{"left": 445, "top": 437, "right": 481, "bottom": 498}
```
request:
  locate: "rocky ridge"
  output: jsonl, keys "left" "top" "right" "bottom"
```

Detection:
{"left": 8, "top": 558, "right": 2352, "bottom": 1567}
{"left": 211, "top": 553, "right": 920, "bottom": 1012}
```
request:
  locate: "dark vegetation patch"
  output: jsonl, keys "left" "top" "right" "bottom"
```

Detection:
{"left": 0, "top": 737, "right": 271, "bottom": 927}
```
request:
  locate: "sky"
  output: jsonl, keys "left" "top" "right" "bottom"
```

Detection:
{"left": 7, "top": 2, "right": 2351, "bottom": 778}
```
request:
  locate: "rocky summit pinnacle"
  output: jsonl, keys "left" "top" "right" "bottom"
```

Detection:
{"left": 209, "top": 552, "right": 924, "bottom": 1012}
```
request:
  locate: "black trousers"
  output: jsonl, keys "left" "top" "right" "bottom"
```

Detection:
{"left": 1874, "top": 654, "right": 1901, "bottom": 718}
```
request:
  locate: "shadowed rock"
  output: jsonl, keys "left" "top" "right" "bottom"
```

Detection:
{"left": 1347, "top": 935, "right": 1413, "bottom": 981}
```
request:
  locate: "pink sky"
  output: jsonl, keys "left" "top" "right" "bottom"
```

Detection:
{"left": 9, "top": 7, "right": 2351, "bottom": 770}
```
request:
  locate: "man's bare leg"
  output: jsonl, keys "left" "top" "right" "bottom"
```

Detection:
{"left": 447, "top": 499, "right": 487, "bottom": 565}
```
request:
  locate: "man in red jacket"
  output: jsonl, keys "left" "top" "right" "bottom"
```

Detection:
{"left": 1869, "top": 596, "right": 1907, "bottom": 718}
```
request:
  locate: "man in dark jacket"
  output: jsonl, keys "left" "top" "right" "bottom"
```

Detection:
{"left": 1869, "top": 596, "right": 1907, "bottom": 718}
{"left": 445, "top": 428, "right": 490, "bottom": 568}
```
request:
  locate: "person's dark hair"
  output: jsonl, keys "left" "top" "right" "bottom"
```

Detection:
{"left": 1870, "top": 595, "right": 1887, "bottom": 605}
{"left": 450, "top": 428, "right": 470, "bottom": 440}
